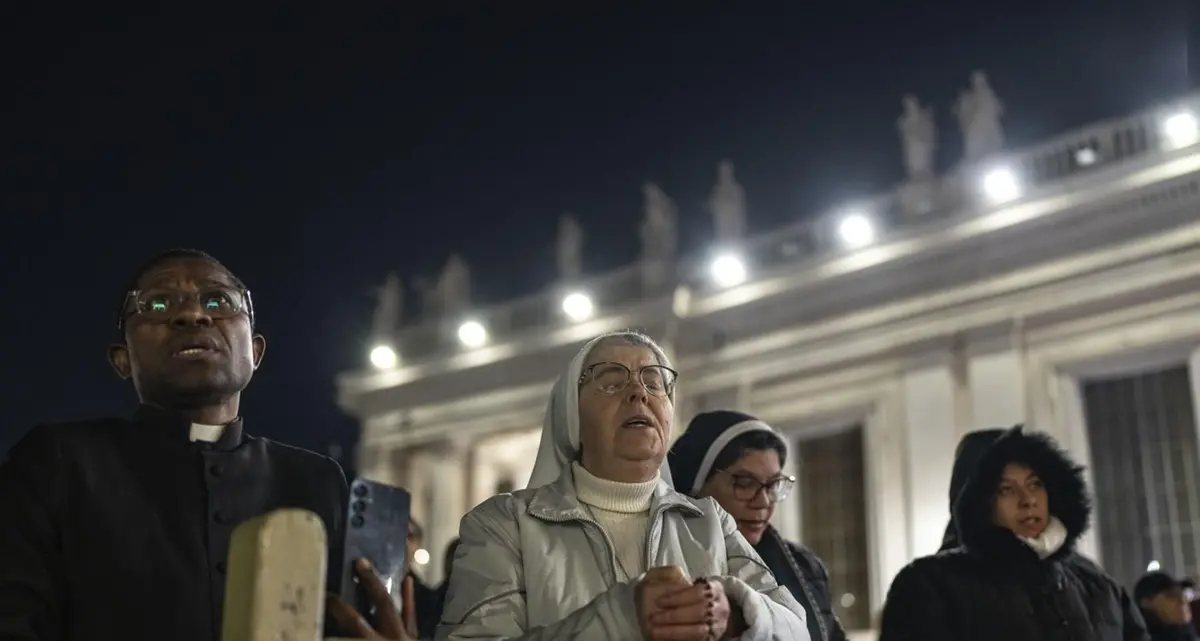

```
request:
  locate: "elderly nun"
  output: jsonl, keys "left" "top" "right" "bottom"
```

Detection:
{"left": 438, "top": 331, "right": 809, "bottom": 641}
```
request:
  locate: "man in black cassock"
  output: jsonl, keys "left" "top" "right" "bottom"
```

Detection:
{"left": 0, "top": 249, "right": 348, "bottom": 641}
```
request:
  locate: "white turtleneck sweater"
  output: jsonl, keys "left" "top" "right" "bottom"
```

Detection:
{"left": 572, "top": 462, "right": 658, "bottom": 581}
{"left": 1019, "top": 516, "right": 1069, "bottom": 559}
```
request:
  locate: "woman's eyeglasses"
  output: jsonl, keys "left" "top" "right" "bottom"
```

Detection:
{"left": 578, "top": 362, "right": 678, "bottom": 398}
{"left": 718, "top": 469, "right": 796, "bottom": 502}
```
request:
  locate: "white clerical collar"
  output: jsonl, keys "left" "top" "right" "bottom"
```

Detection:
{"left": 189, "top": 423, "right": 226, "bottom": 443}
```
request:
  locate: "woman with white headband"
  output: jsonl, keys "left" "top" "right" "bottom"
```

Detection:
{"left": 437, "top": 331, "right": 808, "bottom": 641}
{"left": 669, "top": 411, "right": 845, "bottom": 641}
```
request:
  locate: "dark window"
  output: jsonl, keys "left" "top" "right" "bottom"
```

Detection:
{"left": 1083, "top": 366, "right": 1200, "bottom": 586}
{"left": 796, "top": 426, "right": 871, "bottom": 630}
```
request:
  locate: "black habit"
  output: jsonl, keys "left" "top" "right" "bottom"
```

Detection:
{"left": 0, "top": 405, "right": 348, "bottom": 641}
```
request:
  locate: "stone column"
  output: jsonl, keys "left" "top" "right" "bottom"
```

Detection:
{"left": 355, "top": 443, "right": 387, "bottom": 484}
{"left": 510, "top": 429, "right": 542, "bottom": 492}
{"left": 462, "top": 441, "right": 478, "bottom": 511}
{"left": 968, "top": 348, "right": 1027, "bottom": 428}
{"left": 735, "top": 380, "right": 753, "bottom": 411}
{"left": 1190, "top": 347, "right": 1200, "bottom": 451}
{"left": 406, "top": 450, "right": 433, "bottom": 545}
{"left": 469, "top": 441, "right": 499, "bottom": 507}
{"left": 1051, "top": 373, "right": 1100, "bottom": 560}
{"left": 386, "top": 447, "right": 411, "bottom": 489}
{"left": 866, "top": 394, "right": 909, "bottom": 616}
{"left": 950, "top": 338, "right": 973, "bottom": 440}
{"left": 425, "top": 439, "right": 470, "bottom": 585}
{"left": 901, "top": 358, "right": 964, "bottom": 558}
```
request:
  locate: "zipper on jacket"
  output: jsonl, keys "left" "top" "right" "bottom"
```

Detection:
{"left": 642, "top": 503, "right": 673, "bottom": 572}
{"left": 538, "top": 513, "right": 622, "bottom": 586}
{"left": 772, "top": 529, "right": 830, "bottom": 641}
{"left": 540, "top": 502, "right": 688, "bottom": 586}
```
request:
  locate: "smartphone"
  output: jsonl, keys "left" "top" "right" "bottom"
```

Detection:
{"left": 338, "top": 477, "right": 413, "bottom": 627}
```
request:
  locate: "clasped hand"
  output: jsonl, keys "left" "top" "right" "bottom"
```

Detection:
{"left": 636, "top": 566, "right": 732, "bottom": 641}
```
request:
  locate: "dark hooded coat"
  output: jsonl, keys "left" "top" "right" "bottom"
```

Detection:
{"left": 938, "top": 428, "right": 1006, "bottom": 551}
{"left": 879, "top": 426, "right": 1149, "bottom": 641}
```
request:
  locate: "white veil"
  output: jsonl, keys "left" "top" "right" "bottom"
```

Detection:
{"left": 525, "top": 333, "right": 676, "bottom": 489}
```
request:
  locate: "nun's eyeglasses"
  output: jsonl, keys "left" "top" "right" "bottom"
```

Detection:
{"left": 578, "top": 362, "right": 678, "bottom": 398}
{"left": 719, "top": 470, "right": 796, "bottom": 502}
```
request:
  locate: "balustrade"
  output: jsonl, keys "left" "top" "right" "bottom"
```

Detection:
{"left": 366, "top": 92, "right": 1200, "bottom": 371}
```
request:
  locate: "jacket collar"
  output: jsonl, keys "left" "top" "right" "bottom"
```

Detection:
{"left": 133, "top": 403, "right": 245, "bottom": 452}
{"left": 526, "top": 466, "right": 702, "bottom": 523}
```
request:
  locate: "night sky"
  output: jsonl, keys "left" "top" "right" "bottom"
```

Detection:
{"left": 1, "top": 4, "right": 1192, "bottom": 458}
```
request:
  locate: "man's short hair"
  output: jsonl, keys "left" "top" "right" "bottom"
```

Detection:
{"left": 115, "top": 249, "right": 249, "bottom": 329}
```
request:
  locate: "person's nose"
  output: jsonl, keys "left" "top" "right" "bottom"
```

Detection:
{"left": 748, "top": 487, "right": 772, "bottom": 508}
{"left": 170, "top": 298, "right": 215, "bottom": 328}
{"left": 1017, "top": 488, "right": 1037, "bottom": 508}
{"left": 625, "top": 380, "right": 651, "bottom": 403}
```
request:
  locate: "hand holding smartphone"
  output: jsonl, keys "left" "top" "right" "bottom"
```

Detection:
{"left": 337, "top": 477, "right": 413, "bottom": 631}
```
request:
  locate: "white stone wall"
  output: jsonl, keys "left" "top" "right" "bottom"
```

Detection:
{"left": 900, "top": 359, "right": 961, "bottom": 559}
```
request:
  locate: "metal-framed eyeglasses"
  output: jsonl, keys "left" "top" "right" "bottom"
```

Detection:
{"left": 118, "top": 287, "right": 255, "bottom": 329}
{"left": 578, "top": 362, "right": 678, "bottom": 398}
{"left": 718, "top": 469, "right": 796, "bottom": 502}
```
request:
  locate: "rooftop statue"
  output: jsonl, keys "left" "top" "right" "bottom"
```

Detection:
{"left": 955, "top": 70, "right": 1005, "bottom": 161}
{"left": 897, "top": 94, "right": 937, "bottom": 181}
{"left": 370, "top": 271, "right": 403, "bottom": 339}
{"left": 709, "top": 160, "right": 746, "bottom": 242}
{"left": 556, "top": 213, "right": 583, "bottom": 279}
{"left": 640, "top": 182, "right": 678, "bottom": 261}
{"left": 435, "top": 253, "right": 471, "bottom": 316}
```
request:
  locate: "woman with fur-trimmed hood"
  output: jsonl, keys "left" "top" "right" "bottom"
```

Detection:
{"left": 879, "top": 426, "right": 1149, "bottom": 641}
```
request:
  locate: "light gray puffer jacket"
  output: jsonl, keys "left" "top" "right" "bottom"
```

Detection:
{"left": 436, "top": 470, "right": 809, "bottom": 641}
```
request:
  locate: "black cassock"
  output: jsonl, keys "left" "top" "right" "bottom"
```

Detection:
{"left": 0, "top": 404, "right": 348, "bottom": 641}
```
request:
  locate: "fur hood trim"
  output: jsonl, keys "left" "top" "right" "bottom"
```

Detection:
{"left": 952, "top": 425, "right": 1091, "bottom": 560}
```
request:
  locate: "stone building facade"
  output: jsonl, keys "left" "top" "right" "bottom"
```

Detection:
{"left": 337, "top": 89, "right": 1200, "bottom": 638}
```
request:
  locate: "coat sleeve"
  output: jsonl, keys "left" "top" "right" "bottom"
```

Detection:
{"left": 711, "top": 500, "right": 810, "bottom": 641}
{"left": 0, "top": 426, "right": 68, "bottom": 641}
{"left": 878, "top": 561, "right": 955, "bottom": 641}
{"left": 435, "top": 496, "right": 642, "bottom": 641}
